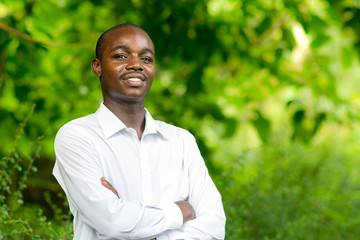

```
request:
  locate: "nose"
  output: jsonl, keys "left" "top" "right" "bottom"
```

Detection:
{"left": 125, "top": 56, "right": 143, "bottom": 71}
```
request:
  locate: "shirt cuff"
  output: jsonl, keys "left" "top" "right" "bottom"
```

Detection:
{"left": 163, "top": 202, "right": 183, "bottom": 230}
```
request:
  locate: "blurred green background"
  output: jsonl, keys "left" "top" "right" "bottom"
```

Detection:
{"left": 1, "top": 0, "right": 360, "bottom": 239}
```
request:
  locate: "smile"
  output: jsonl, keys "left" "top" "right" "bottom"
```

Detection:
{"left": 123, "top": 77, "right": 144, "bottom": 87}
{"left": 127, "top": 77, "right": 142, "bottom": 82}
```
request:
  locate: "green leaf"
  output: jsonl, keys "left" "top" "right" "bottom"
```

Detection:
{"left": 310, "top": 35, "right": 330, "bottom": 49}
{"left": 251, "top": 110, "right": 271, "bottom": 143}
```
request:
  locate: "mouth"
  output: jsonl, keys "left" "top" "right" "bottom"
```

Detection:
{"left": 120, "top": 72, "right": 147, "bottom": 86}
{"left": 122, "top": 74, "right": 146, "bottom": 88}
{"left": 121, "top": 72, "right": 146, "bottom": 81}
{"left": 122, "top": 77, "right": 145, "bottom": 87}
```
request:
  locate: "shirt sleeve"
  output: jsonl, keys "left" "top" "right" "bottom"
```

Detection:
{"left": 160, "top": 131, "right": 226, "bottom": 239}
{"left": 53, "top": 124, "right": 183, "bottom": 239}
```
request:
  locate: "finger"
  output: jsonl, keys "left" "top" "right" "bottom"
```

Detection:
{"left": 100, "top": 177, "right": 111, "bottom": 188}
{"left": 100, "top": 177, "right": 110, "bottom": 188}
{"left": 100, "top": 177, "right": 119, "bottom": 198}
{"left": 100, "top": 177, "right": 114, "bottom": 192}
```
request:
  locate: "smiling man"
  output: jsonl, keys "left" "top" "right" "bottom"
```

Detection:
{"left": 53, "top": 23, "right": 226, "bottom": 240}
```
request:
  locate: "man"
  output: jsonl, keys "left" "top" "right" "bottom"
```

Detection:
{"left": 53, "top": 23, "right": 226, "bottom": 240}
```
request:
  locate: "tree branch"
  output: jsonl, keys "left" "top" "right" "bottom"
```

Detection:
{"left": 0, "top": 21, "right": 92, "bottom": 49}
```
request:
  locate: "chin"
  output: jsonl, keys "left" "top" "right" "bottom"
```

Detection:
{"left": 109, "top": 94, "right": 146, "bottom": 104}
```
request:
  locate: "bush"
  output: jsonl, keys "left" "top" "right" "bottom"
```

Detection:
{"left": 0, "top": 106, "right": 72, "bottom": 240}
{"left": 221, "top": 135, "right": 360, "bottom": 239}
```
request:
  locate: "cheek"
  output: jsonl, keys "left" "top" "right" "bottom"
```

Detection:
{"left": 146, "top": 66, "right": 155, "bottom": 78}
{"left": 103, "top": 65, "right": 123, "bottom": 77}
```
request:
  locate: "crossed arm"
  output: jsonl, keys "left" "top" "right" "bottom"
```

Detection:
{"left": 100, "top": 177, "right": 196, "bottom": 222}
{"left": 101, "top": 177, "right": 196, "bottom": 240}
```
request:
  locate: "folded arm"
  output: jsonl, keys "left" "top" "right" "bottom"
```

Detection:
{"left": 101, "top": 177, "right": 196, "bottom": 222}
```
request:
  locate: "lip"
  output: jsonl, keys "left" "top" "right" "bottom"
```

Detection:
{"left": 119, "top": 72, "right": 147, "bottom": 87}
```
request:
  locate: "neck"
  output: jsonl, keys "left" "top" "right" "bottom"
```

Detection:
{"left": 104, "top": 99, "right": 145, "bottom": 140}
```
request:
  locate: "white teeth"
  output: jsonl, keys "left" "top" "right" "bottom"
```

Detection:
{"left": 127, "top": 78, "right": 142, "bottom": 81}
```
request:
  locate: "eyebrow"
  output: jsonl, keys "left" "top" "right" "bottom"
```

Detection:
{"left": 110, "top": 45, "right": 154, "bottom": 55}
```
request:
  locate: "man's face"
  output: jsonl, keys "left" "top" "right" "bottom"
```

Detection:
{"left": 92, "top": 27, "right": 155, "bottom": 104}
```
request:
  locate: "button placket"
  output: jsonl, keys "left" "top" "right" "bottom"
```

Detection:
{"left": 139, "top": 140, "right": 153, "bottom": 204}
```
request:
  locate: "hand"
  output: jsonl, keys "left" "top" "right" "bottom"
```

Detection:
{"left": 100, "top": 177, "right": 119, "bottom": 198}
{"left": 175, "top": 201, "right": 196, "bottom": 222}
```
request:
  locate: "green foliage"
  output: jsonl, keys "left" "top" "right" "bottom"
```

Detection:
{"left": 0, "top": 106, "right": 72, "bottom": 239}
{"left": 221, "top": 134, "right": 360, "bottom": 239}
{"left": 0, "top": 0, "right": 360, "bottom": 238}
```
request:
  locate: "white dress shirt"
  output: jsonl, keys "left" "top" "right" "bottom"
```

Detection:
{"left": 53, "top": 103, "right": 226, "bottom": 240}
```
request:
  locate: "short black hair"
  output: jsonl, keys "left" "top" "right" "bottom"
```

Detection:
{"left": 95, "top": 23, "right": 146, "bottom": 60}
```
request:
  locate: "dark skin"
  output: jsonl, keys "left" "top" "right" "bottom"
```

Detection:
{"left": 91, "top": 27, "right": 195, "bottom": 236}
{"left": 91, "top": 27, "right": 155, "bottom": 140}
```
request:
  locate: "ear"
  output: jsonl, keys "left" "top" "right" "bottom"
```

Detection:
{"left": 91, "top": 58, "right": 102, "bottom": 78}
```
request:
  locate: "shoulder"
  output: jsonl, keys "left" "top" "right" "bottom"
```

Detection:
{"left": 154, "top": 121, "right": 203, "bottom": 163}
{"left": 54, "top": 113, "right": 101, "bottom": 164}
{"left": 154, "top": 120, "right": 196, "bottom": 143}
{"left": 55, "top": 113, "right": 99, "bottom": 143}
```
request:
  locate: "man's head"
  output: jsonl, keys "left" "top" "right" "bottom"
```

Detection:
{"left": 95, "top": 23, "right": 148, "bottom": 61}
{"left": 91, "top": 24, "right": 155, "bottom": 105}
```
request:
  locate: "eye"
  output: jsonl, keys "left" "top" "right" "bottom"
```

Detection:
{"left": 114, "top": 54, "right": 127, "bottom": 59}
{"left": 140, "top": 56, "right": 153, "bottom": 63}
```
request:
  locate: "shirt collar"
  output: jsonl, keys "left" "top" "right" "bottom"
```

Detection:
{"left": 96, "top": 103, "right": 166, "bottom": 139}
{"left": 143, "top": 108, "right": 167, "bottom": 139}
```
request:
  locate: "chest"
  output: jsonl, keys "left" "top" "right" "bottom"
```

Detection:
{"left": 94, "top": 132, "right": 190, "bottom": 203}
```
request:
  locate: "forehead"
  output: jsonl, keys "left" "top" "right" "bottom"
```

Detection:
{"left": 103, "top": 27, "right": 154, "bottom": 53}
